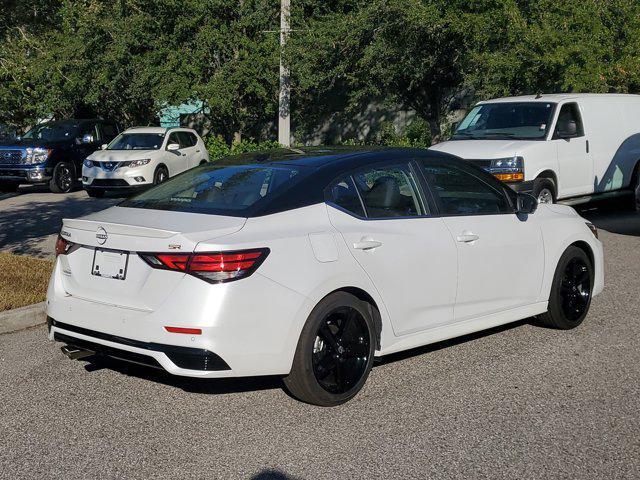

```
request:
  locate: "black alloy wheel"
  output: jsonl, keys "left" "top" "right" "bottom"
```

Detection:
{"left": 284, "top": 291, "right": 376, "bottom": 406}
{"left": 49, "top": 161, "right": 75, "bottom": 193}
{"left": 312, "top": 306, "right": 371, "bottom": 394}
{"left": 538, "top": 245, "right": 593, "bottom": 329}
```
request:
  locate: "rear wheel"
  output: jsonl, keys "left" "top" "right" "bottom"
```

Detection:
{"left": 283, "top": 292, "right": 375, "bottom": 406}
{"left": 49, "top": 161, "right": 75, "bottom": 193}
{"left": 532, "top": 178, "right": 556, "bottom": 204}
{"left": 0, "top": 180, "right": 19, "bottom": 192}
{"left": 538, "top": 246, "right": 593, "bottom": 330}
{"left": 153, "top": 165, "right": 169, "bottom": 185}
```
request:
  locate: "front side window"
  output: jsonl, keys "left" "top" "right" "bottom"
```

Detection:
{"left": 167, "top": 132, "right": 181, "bottom": 148}
{"left": 553, "top": 103, "right": 584, "bottom": 138}
{"left": 23, "top": 122, "right": 79, "bottom": 142}
{"left": 420, "top": 162, "right": 512, "bottom": 216}
{"left": 353, "top": 164, "right": 424, "bottom": 218}
{"left": 453, "top": 102, "right": 556, "bottom": 140}
{"left": 121, "top": 165, "right": 302, "bottom": 216}
{"left": 107, "top": 133, "right": 165, "bottom": 150}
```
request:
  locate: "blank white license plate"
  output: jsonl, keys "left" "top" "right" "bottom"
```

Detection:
{"left": 92, "top": 248, "right": 129, "bottom": 280}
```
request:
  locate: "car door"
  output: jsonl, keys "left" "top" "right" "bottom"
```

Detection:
{"left": 177, "top": 131, "right": 199, "bottom": 169}
{"left": 165, "top": 131, "right": 190, "bottom": 176}
{"left": 552, "top": 102, "right": 592, "bottom": 197}
{"left": 419, "top": 159, "right": 544, "bottom": 321}
{"left": 326, "top": 161, "right": 458, "bottom": 336}
{"left": 75, "top": 122, "right": 101, "bottom": 175}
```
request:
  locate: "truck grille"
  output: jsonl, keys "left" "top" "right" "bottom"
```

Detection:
{"left": 0, "top": 150, "right": 24, "bottom": 165}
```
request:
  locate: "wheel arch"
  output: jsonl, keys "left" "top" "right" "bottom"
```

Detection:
{"left": 569, "top": 240, "right": 595, "bottom": 270}
{"left": 324, "top": 286, "right": 383, "bottom": 350}
{"left": 535, "top": 169, "right": 558, "bottom": 189}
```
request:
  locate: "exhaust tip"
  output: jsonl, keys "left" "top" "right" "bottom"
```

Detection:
{"left": 61, "top": 345, "right": 95, "bottom": 360}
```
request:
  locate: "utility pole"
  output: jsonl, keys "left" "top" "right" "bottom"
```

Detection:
{"left": 278, "top": 0, "right": 291, "bottom": 147}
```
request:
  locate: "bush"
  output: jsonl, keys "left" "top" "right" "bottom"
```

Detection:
{"left": 339, "top": 118, "right": 432, "bottom": 148}
{"left": 204, "top": 135, "right": 282, "bottom": 162}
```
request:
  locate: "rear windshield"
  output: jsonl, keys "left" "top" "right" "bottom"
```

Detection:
{"left": 120, "top": 164, "right": 303, "bottom": 216}
{"left": 108, "top": 133, "right": 165, "bottom": 150}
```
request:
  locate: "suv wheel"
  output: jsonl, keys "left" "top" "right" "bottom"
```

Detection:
{"left": 49, "top": 161, "right": 75, "bottom": 193}
{"left": 153, "top": 166, "right": 168, "bottom": 185}
{"left": 283, "top": 292, "right": 376, "bottom": 406}
{"left": 537, "top": 246, "right": 593, "bottom": 330}
{"left": 532, "top": 178, "right": 555, "bottom": 204}
{"left": 631, "top": 165, "right": 640, "bottom": 212}
{"left": 0, "top": 181, "right": 19, "bottom": 193}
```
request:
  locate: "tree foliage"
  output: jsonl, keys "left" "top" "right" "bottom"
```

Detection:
{"left": 1, "top": 0, "right": 640, "bottom": 144}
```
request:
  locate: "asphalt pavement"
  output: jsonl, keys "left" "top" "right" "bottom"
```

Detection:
{"left": 0, "top": 193, "right": 639, "bottom": 479}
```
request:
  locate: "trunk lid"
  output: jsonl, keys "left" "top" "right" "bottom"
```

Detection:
{"left": 59, "top": 206, "right": 246, "bottom": 311}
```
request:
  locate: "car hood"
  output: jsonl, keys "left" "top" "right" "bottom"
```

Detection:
{"left": 87, "top": 149, "right": 161, "bottom": 162}
{"left": 429, "top": 139, "right": 543, "bottom": 159}
{"left": 0, "top": 138, "right": 71, "bottom": 149}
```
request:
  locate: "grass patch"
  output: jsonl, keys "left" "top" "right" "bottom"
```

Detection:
{"left": 0, "top": 253, "right": 53, "bottom": 312}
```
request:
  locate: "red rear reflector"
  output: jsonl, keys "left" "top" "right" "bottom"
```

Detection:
{"left": 165, "top": 326, "right": 202, "bottom": 335}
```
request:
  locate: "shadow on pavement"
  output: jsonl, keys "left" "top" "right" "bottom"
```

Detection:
{"left": 251, "top": 470, "right": 299, "bottom": 480}
{"left": 577, "top": 201, "right": 640, "bottom": 237}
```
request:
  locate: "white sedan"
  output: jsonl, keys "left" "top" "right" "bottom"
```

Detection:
{"left": 82, "top": 126, "right": 209, "bottom": 197}
{"left": 47, "top": 148, "right": 604, "bottom": 406}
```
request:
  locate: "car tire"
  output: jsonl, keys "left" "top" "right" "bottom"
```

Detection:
{"left": 153, "top": 165, "right": 169, "bottom": 185}
{"left": 537, "top": 246, "right": 594, "bottom": 330}
{"left": 49, "top": 161, "right": 75, "bottom": 193}
{"left": 532, "top": 178, "right": 556, "bottom": 204}
{"left": 0, "top": 181, "right": 19, "bottom": 192}
{"left": 283, "top": 292, "right": 376, "bottom": 407}
{"left": 630, "top": 164, "right": 640, "bottom": 212}
{"left": 86, "top": 188, "right": 105, "bottom": 198}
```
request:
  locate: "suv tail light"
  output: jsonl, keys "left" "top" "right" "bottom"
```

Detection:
{"left": 139, "top": 248, "right": 270, "bottom": 283}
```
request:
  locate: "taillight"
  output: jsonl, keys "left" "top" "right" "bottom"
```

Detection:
{"left": 55, "top": 235, "right": 73, "bottom": 257}
{"left": 139, "top": 248, "right": 270, "bottom": 283}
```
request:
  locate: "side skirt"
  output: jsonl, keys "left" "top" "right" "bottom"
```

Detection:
{"left": 376, "top": 301, "right": 548, "bottom": 357}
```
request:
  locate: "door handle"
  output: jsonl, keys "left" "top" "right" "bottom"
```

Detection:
{"left": 196, "top": 149, "right": 201, "bottom": 153}
{"left": 353, "top": 239, "right": 383, "bottom": 250}
{"left": 456, "top": 232, "right": 479, "bottom": 243}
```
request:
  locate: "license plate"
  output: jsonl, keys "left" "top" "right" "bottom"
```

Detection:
{"left": 92, "top": 248, "right": 129, "bottom": 280}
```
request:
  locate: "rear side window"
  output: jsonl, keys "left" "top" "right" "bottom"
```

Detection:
{"left": 177, "top": 131, "right": 196, "bottom": 148}
{"left": 327, "top": 177, "right": 365, "bottom": 217}
{"left": 420, "top": 162, "right": 512, "bottom": 216}
{"left": 101, "top": 123, "right": 118, "bottom": 140}
{"left": 121, "top": 165, "right": 302, "bottom": 216}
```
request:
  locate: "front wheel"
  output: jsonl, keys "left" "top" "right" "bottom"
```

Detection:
{"left": 49, "top": 161, "right": 75, "bottom": 193}
{"left": 532, "top": 178, "right": 556, "bottom": 204}
{"left": 283, "top": 292, "right": 376, "bottom": 406}
{"left": 537, "top": 246, "right": 594, "bottom": 330}
{"left": 153, "top": 165, "right": 169, "bottom": 185}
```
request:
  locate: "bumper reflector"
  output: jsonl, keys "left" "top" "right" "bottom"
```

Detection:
{"left": 165, "top": 326, "right": 202, "bottom": 335}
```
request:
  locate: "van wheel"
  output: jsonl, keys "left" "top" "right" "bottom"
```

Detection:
{"left": 283, "top": 292, "right": 376, "bottom": 406}
{"left": 49, "top": 161, "right": 75, "bottom": 193}
{"left": 532, "top": 178, "right": 555, "bottom": 204}
{"left": 153, "top": 166, "right": 169, "bottom": 185}
{"left": 537, "top": 246, "right": 593, "bottom": 330}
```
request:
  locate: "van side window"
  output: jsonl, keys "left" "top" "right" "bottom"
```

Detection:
{"left": 554, "top": 103, "right": 584, "bottom": 138}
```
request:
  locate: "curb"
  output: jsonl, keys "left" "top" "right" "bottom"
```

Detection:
{"left": 0, "top": 302, "right": 47, "bottom": 334}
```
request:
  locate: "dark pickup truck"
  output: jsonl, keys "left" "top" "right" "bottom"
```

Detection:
{"left": 0, "top": 119, "right": 119, "bottom": 193}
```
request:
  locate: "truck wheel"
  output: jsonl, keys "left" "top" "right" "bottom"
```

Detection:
{"left": 49, "top": 161, "right": 75, "bottom": 193}
{"left": 532, "top": 178, "right": 555, "bottom": 204}
{"left": 0, "top": 181, "right": 19, "bottom": 192}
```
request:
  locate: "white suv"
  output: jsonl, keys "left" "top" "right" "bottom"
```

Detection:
{"left": 82, "top": 127, "right": 209, "bottom": 197}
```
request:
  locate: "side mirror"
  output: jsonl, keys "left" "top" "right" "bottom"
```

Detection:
{"left": 516, "top": 193, "right": 538, "bottom": 215}
{"left": 167, "top": 143, "right": 180, "bottom": 151}
{"left": 101, "top": 144, "right": 108, "bottom": 150}
{"left": 82, "top": 134, "right": 94, "bottom": 144}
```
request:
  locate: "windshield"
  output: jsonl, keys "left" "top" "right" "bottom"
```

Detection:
{"left": 452, "top": 102, "right": 556, "bottom": 140}
{"left": 22, "top": 123, "right": 78, "bottom": 142}
{"left": 120, "top": 164, "right": 303, "bottom": 216}
{"left": 108, "top": 132, "right": 165, "bottom": 150}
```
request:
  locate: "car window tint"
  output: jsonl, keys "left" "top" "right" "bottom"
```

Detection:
{"left": 352, "top": 164, "right": 423, "bottom": 218}
{"left": 327, "top": 176, "right": 365, "bottom": 217}
{"left": 167, "top": 132, "right": 181, "bottom": 148}
{"left": 102, "top": 124, "right": 117, "bottom": 140}
{"left": 177, "top": 131, "right": 193, "bottom": 148}
{"left": 421, "top": 163, "right": 512, "bottom": 216}
{"left": 189, "top": 132, "right": 198, "bottom": 146}
{"left": 554, "top": 103, "right": 584, "bottom": 137}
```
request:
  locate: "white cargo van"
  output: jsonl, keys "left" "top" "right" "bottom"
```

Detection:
{"left": 430, "top": 94, "right": 640, "bottom": 209}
